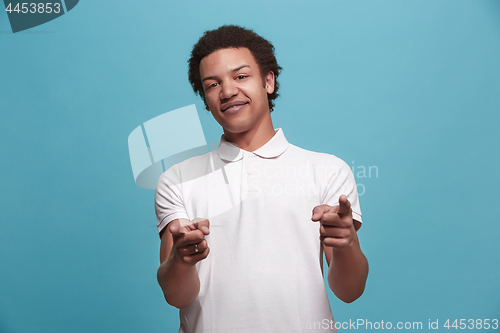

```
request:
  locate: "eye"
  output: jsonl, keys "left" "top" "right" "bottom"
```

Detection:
{"left": 236, "top": 75, "right": 247, "bottom": 80}
{"left": 206, "top": 82, "right": 218, "bottom": 90}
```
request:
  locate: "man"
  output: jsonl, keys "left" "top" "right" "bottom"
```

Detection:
{"left": 155, "top": 25, "right": 368, "bottom": 332}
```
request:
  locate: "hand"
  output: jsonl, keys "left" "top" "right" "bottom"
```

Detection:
{"left": 169, "top": 218, "right": 210, "bottom": 266}
{"left": 312, "top": 195, "right": 354, "bottom": 251}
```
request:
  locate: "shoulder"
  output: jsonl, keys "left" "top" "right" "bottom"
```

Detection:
{"left": 171, "top": 150, "right": 214, "bottom": 172}
{"left": 157, "top": 150, "right": 216, "bottom": 188}
{"left": 286, "top": 144, "right": 350, "bottom": 170}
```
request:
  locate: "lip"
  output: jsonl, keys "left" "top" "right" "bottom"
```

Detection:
{"left": 221, "top": 101, "right": 248, "bottom": 112}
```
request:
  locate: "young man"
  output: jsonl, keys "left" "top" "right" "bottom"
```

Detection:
{"left": 155, "top": 25, "right": 368, "bottom": 332}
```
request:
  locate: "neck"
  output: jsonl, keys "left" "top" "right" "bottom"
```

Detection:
{"left": 223, "top": 113, "right": 275, "bottom": 152}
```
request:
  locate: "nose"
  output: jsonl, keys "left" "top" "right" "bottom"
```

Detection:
{"left": 220, "top": 79, "right": 238, "bottom": 100}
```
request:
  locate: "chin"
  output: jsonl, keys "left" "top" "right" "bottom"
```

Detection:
{"left": 221, "top": 122, "right": 253, "bottom": 135}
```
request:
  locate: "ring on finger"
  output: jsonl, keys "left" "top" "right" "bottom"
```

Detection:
{"left": 194, "top": 244, "right": 199, "bottom": 253}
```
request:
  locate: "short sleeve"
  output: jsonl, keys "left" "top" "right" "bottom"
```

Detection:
{"left": 321, "top": 155, "right": 362, "bottom": 224}
{"left": 155, "top": 167, "right": 189, "bottom": 236}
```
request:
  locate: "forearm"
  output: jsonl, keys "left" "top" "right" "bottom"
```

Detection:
{"left": 327, "top": 231, "right": 368, "bottom": 303}
{"left": 157, "top": 255, "right": 200, "bottom": 309}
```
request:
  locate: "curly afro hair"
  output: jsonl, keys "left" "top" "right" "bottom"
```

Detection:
{"left": 188, "top": 25, "right": 282, "bottom": 112}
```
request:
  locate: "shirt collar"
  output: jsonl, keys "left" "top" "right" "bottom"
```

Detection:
{"left": 216, "top": 128, "right": 289, "bottom": 162}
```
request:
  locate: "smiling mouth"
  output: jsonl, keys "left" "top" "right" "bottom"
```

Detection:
{"left": 221, "top": 101, "right": 248, "bottom": 112}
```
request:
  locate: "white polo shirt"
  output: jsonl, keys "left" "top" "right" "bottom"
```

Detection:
{"left": 155, "top": 128, "right": 362, "bottom": 333}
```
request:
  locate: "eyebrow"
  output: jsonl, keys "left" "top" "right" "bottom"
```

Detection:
{"left": 202, "top": 64, "right": 251, "bottom": 82}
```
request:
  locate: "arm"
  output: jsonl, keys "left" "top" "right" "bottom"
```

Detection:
{"left": 324, "top": 221, "right": 368, "bottom": 303}
{"left": 157, "top": 218, "right": 210, "bottom": 309}
{"left": 313, "top": 196, "right": 368, "bottom": 303}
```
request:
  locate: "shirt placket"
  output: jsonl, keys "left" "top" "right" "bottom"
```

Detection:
{"left": 242, "top": 151, "right": 260, "bottom": 195}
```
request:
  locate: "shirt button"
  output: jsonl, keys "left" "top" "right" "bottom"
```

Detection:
{"left": 247, "top": 171, "right": 253, "bottom": 175}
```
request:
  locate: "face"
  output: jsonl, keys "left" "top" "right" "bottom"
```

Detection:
{"left": 199, "top": 47, "right": 275, "bottom": 135}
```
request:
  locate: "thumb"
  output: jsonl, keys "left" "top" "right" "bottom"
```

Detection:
{"left": 192, "top": 217, "right": 210, "bottom": 235}
{"left": 311, "top": 205, "right": 330, "bottom": 222}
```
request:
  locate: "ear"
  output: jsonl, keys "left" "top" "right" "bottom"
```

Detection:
{"left": 264, "top": 71, "right": 275, "bottom": 94}
{"left": 202, "top": 95, "right": 210, "bottom": 111}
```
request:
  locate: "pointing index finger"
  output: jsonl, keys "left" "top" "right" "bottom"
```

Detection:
{"left": 337, "top": 195, "right": 351, "bottom": 217}
{"left": 169, "top": 219, "right": 184, "bottom": 236}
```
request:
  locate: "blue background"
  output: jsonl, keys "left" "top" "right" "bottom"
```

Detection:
{"left": 1, "top": 0, "right": 499, "bottom": 332}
